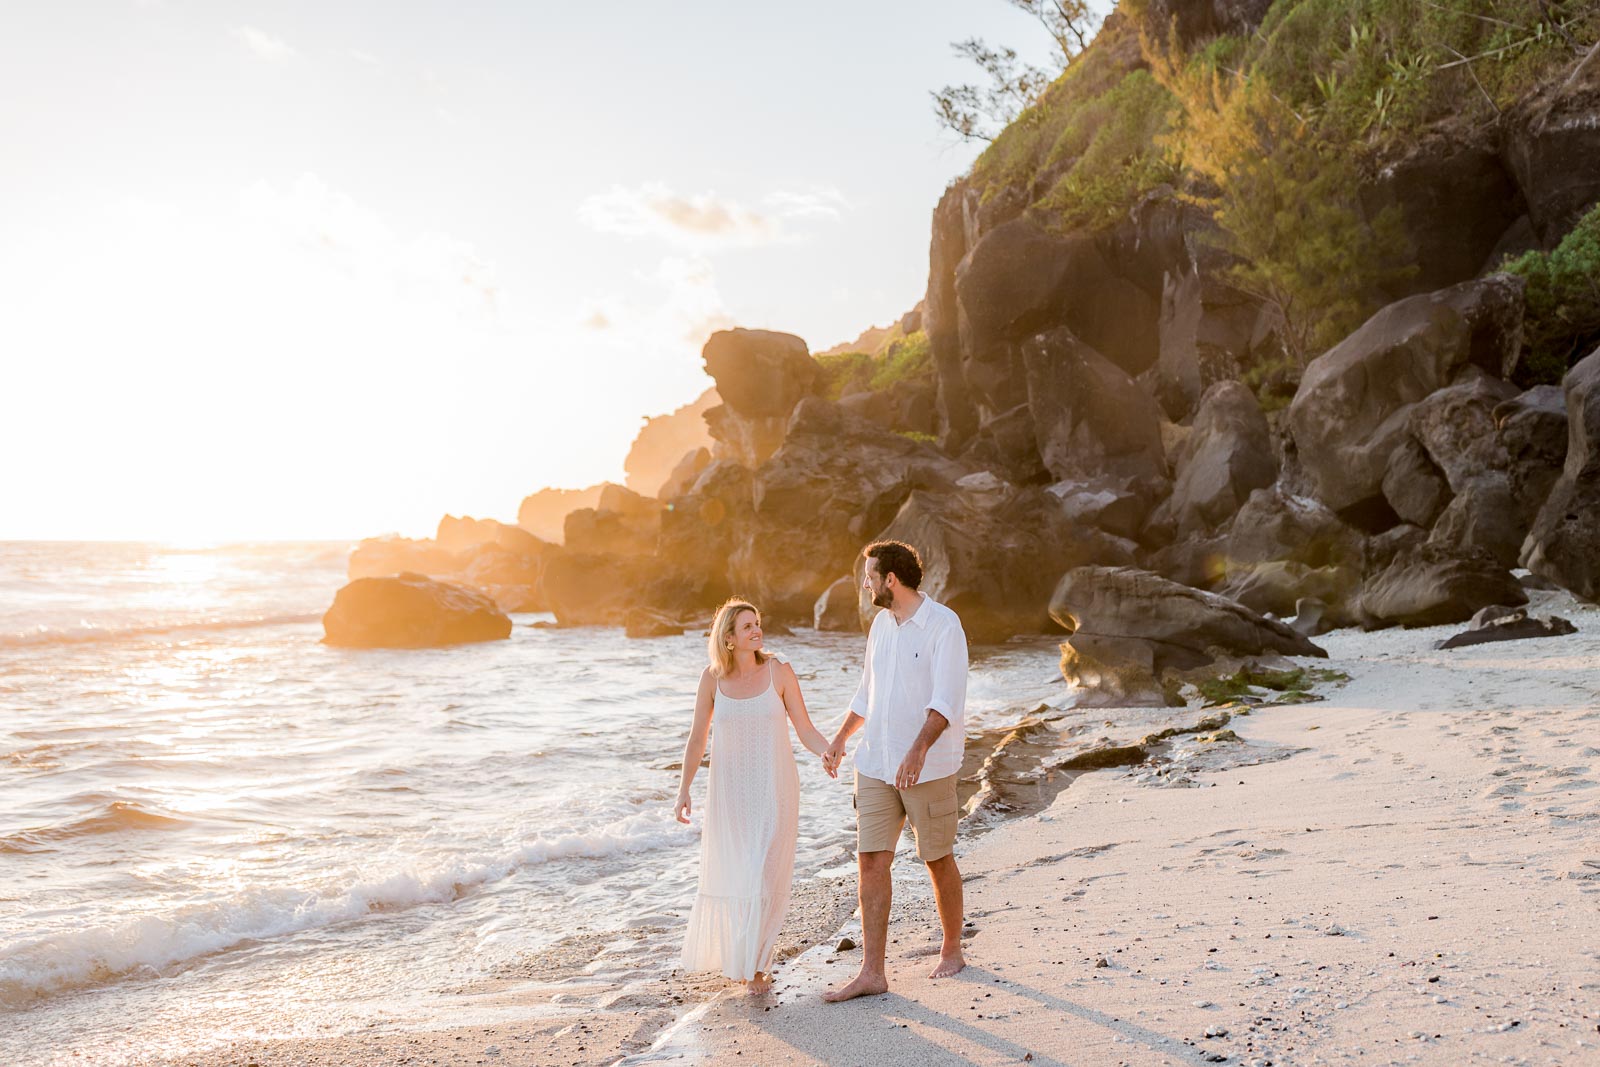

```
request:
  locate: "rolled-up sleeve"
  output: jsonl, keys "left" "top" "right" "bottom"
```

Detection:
{"left": 925, "top": 618, "right": 967, "bottom": 726}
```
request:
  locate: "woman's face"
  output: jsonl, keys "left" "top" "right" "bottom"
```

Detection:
{"left": 730, "top": 609, "right": 764, "bottom": 654}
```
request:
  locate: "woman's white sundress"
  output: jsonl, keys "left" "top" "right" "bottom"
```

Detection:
{"left": 680, "top": 658, "right": 800, "bottom": 981}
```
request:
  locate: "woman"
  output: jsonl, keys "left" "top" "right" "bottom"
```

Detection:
{"left": 675, "top": 597, "right": 833, "bottom": 994}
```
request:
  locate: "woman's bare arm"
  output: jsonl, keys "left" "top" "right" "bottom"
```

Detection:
{"left": 674, "top": 669, "right": 716, "bottom": 823}
{"left": 777, "top": 662, "right": 836, "bottom": 776}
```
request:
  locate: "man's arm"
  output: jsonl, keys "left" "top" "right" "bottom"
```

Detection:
{"left": 894, "top": 622, "right": 968, "bottom": 788}
{"left": 892, "top": 709, "right": 949, "bottom": 789}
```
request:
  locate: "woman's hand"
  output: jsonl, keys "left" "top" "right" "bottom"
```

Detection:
{"left": 674, "top": 789, "right": 692, "bottom": 824}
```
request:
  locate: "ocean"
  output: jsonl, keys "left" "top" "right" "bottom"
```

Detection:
{"left": 0, "top": 541, "right": 1065, "bottom": 1065}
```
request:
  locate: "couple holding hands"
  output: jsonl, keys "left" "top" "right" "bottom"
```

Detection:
{"left": 674, "top": 539, "right": 969, "bottom": 1000}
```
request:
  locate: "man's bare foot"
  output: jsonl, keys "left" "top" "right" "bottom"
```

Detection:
{"left": 744, "top": 971, "right": 772, "bottom": 995}
{"left": 929, "top": 951, "right": 965, "bottom": 979}
{"left": 821, "top": 970, "right": 888, "bottom": 1003}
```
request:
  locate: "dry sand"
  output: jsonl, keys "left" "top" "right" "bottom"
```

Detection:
{"left": 161, "top": 589, "right": 1600, "bottom": 1067}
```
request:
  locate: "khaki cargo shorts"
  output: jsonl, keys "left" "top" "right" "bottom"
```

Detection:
{"left": 854, "top": 770, "right": 960, "bottom": 862}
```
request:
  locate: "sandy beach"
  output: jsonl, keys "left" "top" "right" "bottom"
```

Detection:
{"left": 156, "top": 586, "right": 1600, "bottom": 1067}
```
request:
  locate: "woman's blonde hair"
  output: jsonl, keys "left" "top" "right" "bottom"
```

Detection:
{"left": 707, "top": 597, "right": 769, "bottom": 677}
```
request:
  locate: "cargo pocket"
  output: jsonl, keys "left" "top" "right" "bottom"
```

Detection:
{"left": 918, "top": 792, "right": 960, "bottom": 860}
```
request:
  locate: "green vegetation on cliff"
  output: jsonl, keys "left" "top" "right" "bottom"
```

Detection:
{"left": 967, "top": 0, "right": 1598, "bottom": 362}
{"left": 815, "top": 330, "right": 933, "bottom": 400}
{"left": 1501, "top": 203, "right": 1600, "bottom": 384}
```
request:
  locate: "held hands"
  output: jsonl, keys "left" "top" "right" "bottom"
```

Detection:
{"left": 674, "top": 789, "right": 692, "bottom": 824}
{"left": 894, "top": 745, "right": 927, "bottom": 790}
{"left": 821, "top": 739, "right": 846, "bottom": 779}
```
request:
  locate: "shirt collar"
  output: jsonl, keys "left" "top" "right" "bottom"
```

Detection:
{"left": 903, "top": 592, "right": 933, "bottom": 628}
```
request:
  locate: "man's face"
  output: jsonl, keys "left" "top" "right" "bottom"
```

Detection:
{"left": 864, "top": 558, "right": 893, "bottom": 609}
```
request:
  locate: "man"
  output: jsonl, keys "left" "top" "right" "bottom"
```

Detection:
{"left": 821, "top": 539, "right": 968, "bottom": 1002}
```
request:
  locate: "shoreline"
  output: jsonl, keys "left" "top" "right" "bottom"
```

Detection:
{"left": 151, "top": 587, "right": 1599, "bottom": 1065}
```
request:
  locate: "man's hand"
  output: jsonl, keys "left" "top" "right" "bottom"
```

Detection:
{"left": 894, "top": 745, "right": 927, "bottom": 790}
{"left": 822, "top": 739, "right": 846, "bottom": 778}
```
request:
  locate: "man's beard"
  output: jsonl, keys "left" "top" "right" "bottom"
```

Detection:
{"left": 871, "top": 584, "right": 894, "bottom": 609}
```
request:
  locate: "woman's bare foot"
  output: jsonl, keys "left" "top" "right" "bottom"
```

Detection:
{"left": 821, "top": 969, "right": 889, "bottom": 1003}
{"left": 929, "top": 950, "right": 965, "bottom": 979}
{"left": 744, "top": 971, "right": 772, "bottom": 995}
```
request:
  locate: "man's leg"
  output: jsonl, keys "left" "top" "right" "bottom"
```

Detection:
{"left": 925, "top": 852, "right": 965, "bottom": 978}
{"left": 822, "top": 849, "right": 893, "bottom": 1002}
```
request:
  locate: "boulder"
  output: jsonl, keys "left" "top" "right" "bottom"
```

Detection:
{"left": 1407, "top": 377, "right": 1520, "bottom": 491}
{"left": 1152, "top": 267, "right": 1262, "bottom": 420}
{"left": 1355, "top": 543, "right": 1526, "bottom": 629}
{"left": 732, "top": 399, "right": 968, "bottom": 619}
{"left": 1521, "top": 346, "right": 1600, "bottom": 600}
{"left": 1359, "top": 138, "right": 1525, "bottom": 298}
{"left": 539, "top": 550, "right": 655, "bottom": 627}
{"left": 1022, "top": 327, "right": 1168, "bottom": 496}
{"left": 1381, "top": 438, "right": 1452, "bottom": 529}
{"left": 1225, "top": 487, "right": 1366, "bottom": 572}
{"left": 1424, "top": 476, "right": 1524, "bottom": 568}
{"left": 701, "top": 329, "right": 819, "bottom": 468}
{"left": 1495, "top": 385, "right": 1569, "bottom": 519}
{"left": 1438, "top": 608, "right": 1577, "bottom": 650}
{"left": 959, "top": 404, "right": 1051, "bottom": 486}
{"left": 322, "top": 573, "right": 512, "bottom": 648}
{"left": 1287, "top": 275, "right": 1526, "bottom": 517}
{"left": 1049, "top": 566, "right": 1325, "bottom": 705}
{"left": 869, "top": 486, "right": 1133, "bottom": 644}
{"left": 516, "top": 484, "right": 607, "bottom": 543}
{"left": 954, "top": 220, "right": 1160, "bottom": 379}
{"left": 1168, "top": 381, "right": 1278, "bottom": 534}
{"left": 813, "top": 575, "right": 862, "bottom": 632}
{"left": 1219, "top": 560, "right": 1358, "bottom": 622}
{"left": 1047, "top": 476, "right": 1148, "bottom": 541}
{"left": 563, "top": 486, "right": 662, "bottom": 558}
{"left": 837, "top": 378, "right": 938, "bottom": 438}
{"left": 657, "top": 446, "right": 713, "bottom": 502}
{"left": 1503, "top": 63, "right": 1600, "bottom": 247}
{"left": 653, "top": 460, "right": 754, "bottom": 612}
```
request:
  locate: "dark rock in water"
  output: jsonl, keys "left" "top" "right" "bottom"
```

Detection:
{"left": 1168, "top": 381, "right": 1278, "bottom": 534}
{"left": 1049, "top": 567, "right": 1325, "bottom": 706}
{"left": 322, "top": 574, "right": 512, "bottom": 648}
{"left": 1356, "top": 543, "right": 1526, "bottom": 629}
{"left": 624, "top": 609, "right": 684, "bottom": 639}
{"left": 1522, "top": 346, "right": 1600, "bottom": 601}
{"left": 813, "top": 575, "right": 862, "bottom": 633}
{"left": 701, "top": 328, "right": 819, "bottom": 468}
{"left": 1022, "top": 326, "right": 1169, "bottom": 500}
{"left": 873, "top": 485, "right": 1132, "bottom": 644}
{"left": 1288, "top": 275, "right": 1525, "bottom": 515}
{"left": 1439, "top": 610, "right": 1577, "bottom": 649}
{"left": 1496, "top": 385, "right": 1569, "bottom": 521}
{"left": 1382, "top": 438, "right": 1453, "bottom": 530}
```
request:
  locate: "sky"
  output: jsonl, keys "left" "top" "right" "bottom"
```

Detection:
{"left": 0, "top": 1, "right": 1069, "bottom": 542}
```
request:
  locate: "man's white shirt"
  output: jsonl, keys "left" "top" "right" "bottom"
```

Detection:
{"left": 848, "top": 593, "right": 968, "bottom": 786}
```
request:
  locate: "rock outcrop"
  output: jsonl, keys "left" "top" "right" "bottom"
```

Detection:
{"left": 322, "top": 574, "right": 512, "bottom": 648}
{"left": 1356, "top": 543, "right": 1527, "bottom": 628}
{"left": 1288, "top": 276, "right": 1525, "bottom": 521}
{"left": 702, "top": 329, "right": 819, "bottom": 468}
{"left": 623, "top": 388, "right": 718, "bottom": 497}
{"left": 1521, "top": 346, "right": 1600, "bottom": 600}
{"left": 1049, "top": 566, "right": 1325, "bottom": 705}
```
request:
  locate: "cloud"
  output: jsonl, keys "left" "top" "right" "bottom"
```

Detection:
{"left": 239, "top": 173, "right": 498, "bottom": 316}
{"left": 763, "top": 187, "right": 849, "bottom": 220}
{"left": 232, "top": 25, "right": 297, "bottom": 62}
{"left": 579, "top": 184, "right": 780, "bottom": 247}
